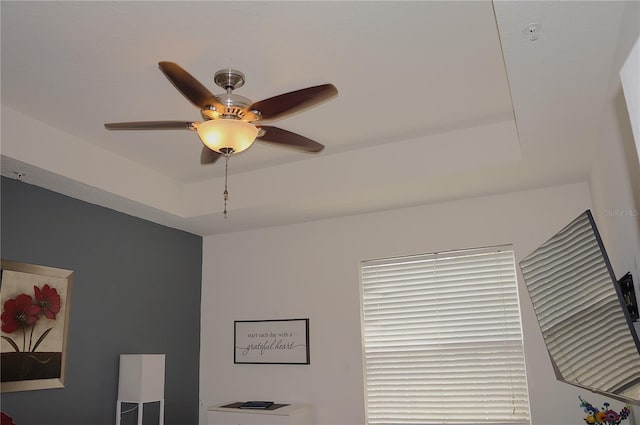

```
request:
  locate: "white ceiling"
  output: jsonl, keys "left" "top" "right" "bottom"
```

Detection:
{"left": 0, "top": 1, "right": 630, "bottom": 236}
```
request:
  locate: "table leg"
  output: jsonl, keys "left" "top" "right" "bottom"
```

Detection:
{"left": 116, "top": 400, "right": 122, "bottom": 425}
{"left": 137, "top": 402, "right": 143, "bottom": 425}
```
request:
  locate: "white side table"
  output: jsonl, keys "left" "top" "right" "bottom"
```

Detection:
{"left": 208, "top": 403, "right": 311, "bottom": 425}
{"left": 116, "top": 399, "right": 164, "bottom": 425}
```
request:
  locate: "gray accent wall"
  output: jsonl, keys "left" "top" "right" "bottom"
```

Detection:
{"left": 0, "top": 177, "right": 202, "bottom": 425}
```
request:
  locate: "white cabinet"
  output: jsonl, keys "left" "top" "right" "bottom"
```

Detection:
{"left": 208, "top": 403, "right": 311, "bottom": 425}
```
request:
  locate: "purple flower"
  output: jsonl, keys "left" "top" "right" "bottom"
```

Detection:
{"left": 620, "top": 406, "right": 630, "bottom": 420}
{"left": 605, "top": 409, "right": 620, "bottom": 423}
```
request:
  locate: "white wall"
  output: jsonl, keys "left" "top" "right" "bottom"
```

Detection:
{"left": 589, "top": 5, "right": 640, "bottom": 420}
{"left": 621, "top": 36, "right": 640, "bottom": 163}
{"left": 199, "top": 181, "right": 634, "bottom": 425}
{"left": 590, "top": 0, "right": 640, "bottom": 314}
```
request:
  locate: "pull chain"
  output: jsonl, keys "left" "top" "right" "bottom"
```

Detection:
{"left": 223, "top": 153, "right": 230, "bottom": 218}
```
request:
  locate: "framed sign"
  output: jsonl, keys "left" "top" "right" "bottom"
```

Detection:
{"left": 0, "top": 260, "right": 73, "bottom": 393}
{"left": 234, "top": 319, "right": 309, "bottom": 364}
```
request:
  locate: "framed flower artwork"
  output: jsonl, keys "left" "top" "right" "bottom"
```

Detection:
{"left": 0, "top": 260, "right": 73, "bottom": 393}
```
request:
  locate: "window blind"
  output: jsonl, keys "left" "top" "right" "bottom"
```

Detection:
{"left": 520, "top": 212, "right": 640, "bottom": 398}
{"left": 360, "top": 247, "right": 530, "bottom": 425}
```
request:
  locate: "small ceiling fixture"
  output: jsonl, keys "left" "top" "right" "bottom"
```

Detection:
{"left": 525, "top": 23, "right": 541, "bottom": 41}
{"left": 105, "top": 62, "right": 338, "bottom": 217}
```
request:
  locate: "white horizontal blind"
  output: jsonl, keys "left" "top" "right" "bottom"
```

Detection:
{"left": 520, "top": 212, "right": 640, "bottom": 396}
{"left": 360, "top": 247, "right": 530, "bottom": 425}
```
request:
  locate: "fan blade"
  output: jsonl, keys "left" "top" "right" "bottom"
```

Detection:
{"left": 104, "top": 121, "right": 194, "bottom": 130}
{"left": 158, "top": 62, "right": 224, "bottom": 110}
{"left": 257, "top": 126, "right": 324, "bottom": 152}
{"left": 249, "top": 84, "right": 338, "bottom": 122}
{"left": 201, "top": 146, "right": 221, "bottom": 165}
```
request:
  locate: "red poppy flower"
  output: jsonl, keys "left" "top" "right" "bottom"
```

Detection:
{"left": 1, "top": 294, "right": 41, "bottom": 333}
{"left": 34, "top": 284, "right": 61, "bottom": 320}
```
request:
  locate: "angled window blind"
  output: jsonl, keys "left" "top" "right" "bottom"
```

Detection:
{"left": 360, "top": 247, "right": 530, "bottom": 425}
{"left": 520, "top": 212, "right": 640, "bottom": 398}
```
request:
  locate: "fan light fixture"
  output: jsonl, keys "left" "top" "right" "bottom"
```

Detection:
{"left": 196, "top": 119, "right": 258, "bottom": 154}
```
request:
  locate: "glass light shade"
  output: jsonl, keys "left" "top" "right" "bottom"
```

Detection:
{"left": 196, "top": 119, "right": 258, "bottom": 154}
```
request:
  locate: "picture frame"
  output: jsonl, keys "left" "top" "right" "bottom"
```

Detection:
{"left": 234, "top": 319, "right": 309, "bottom": 364}
{"left": 0, "top": 260, "right": 74, "bottom": 392}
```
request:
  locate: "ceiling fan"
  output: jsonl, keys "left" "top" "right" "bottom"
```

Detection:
{"left": 104, "top": 62, "right": 338, "bottom": 165}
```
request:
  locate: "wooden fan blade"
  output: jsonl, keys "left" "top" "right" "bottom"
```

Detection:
{"left": 201, "top": 146, "right": 221, "bottom": 165}
{"left": 249, "top": 84, "right": 338, "bottom": 122}
{"left": 158, "top": 62, "right": 224, "bottom": 110}
{"left": 257, "top": 126, "right": 324, "bottom": 152}
{"left": 104, "top": 121, "right": 194, "bottom": 130}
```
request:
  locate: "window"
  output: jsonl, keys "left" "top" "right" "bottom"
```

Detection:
{"left": 360, "top": 247, "right": 530, "bottom": 425}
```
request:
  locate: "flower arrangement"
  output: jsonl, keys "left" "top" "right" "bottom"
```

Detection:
{"left": 579, "top": 396, "right": 631, "bottom": 425}
{"left": 1, "top": 284, "right": 61, "bottom": 352}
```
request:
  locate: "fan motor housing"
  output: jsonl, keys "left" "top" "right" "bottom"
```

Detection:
{"left": 202, "top": 93, "right": 260, "bottom": 122}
